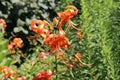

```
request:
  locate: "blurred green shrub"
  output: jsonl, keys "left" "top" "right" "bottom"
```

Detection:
{"left": 80, "top": 0, "right": 120, "bottom": 80}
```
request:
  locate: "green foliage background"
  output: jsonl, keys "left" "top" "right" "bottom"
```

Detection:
{"left": 80, "top": 0, "right": 120, "bottom": 80}
{"left": 0, "top": 0, "right": 120, "bottom": 80}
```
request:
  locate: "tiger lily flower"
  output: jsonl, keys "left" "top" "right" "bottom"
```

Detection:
{"left": 45, "top": 34, "right": 69, "bottom": 54}
{"left": 53, "top": 5, "right": 78, "bottom": 29}
{"left": 8, "top": 38, "right": 23, "bottom": 51}
{"left": 53, "top": 6, "right": 84, "bottom": 38}
{"left": 30, "top": 20, "right": 53, "bottom": 39}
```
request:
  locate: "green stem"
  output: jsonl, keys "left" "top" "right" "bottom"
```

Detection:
{"left": 70, "top": 70, "right": 74, "bottom": 80}
{"left": 55, "top": 54, "right": 58, "bottom": 80}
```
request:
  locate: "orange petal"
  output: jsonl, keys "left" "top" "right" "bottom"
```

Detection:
{"left": 30, "top": 20, "right": 42, "bottom": 33}
{"left": 53, "top": 17, "right": 59, "bottom": 26}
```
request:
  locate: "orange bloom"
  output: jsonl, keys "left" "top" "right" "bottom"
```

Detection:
{"left": 8, "top": 38, "right": 23, "bottom": 51}
{"left": 0, "top": 19, "right": 7, "bottom": 30}
{"left": 30, "top": 20, "right": 52, "bottom": 39}
{"left": 77, "top": 30, "right": 84, "bottom": 38}
{"left": 53, "top": 5, "right": 82, "bottom": 36}
{"left": 33, "top": 70, "right": 53, "bottom": 80}
{"left": 53, "top": 5, "right": 78, "bottom": 28}
{"left": 0, "top": 66, "right": 14, "bottom": 77}
{"left": 45, "top": 34, "right": 69, "bottom": 53}
{"left": 13, "top": 38, "right": 23, "bottom": 48}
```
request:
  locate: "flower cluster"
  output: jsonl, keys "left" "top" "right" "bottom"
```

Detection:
{"left": 0, "top": 66, "right": 18, "bottom": 79}
{"left": 29, "top": 6, "right": 83, "bottom": 79}
{"left": 29, "top": 6, "right": 85, "bottom": 79}
{"left": 0, "top": 66, "right": 14, "bottom": 78}
{"left": 30, "top": 20, "right": 69, "bottom": 54}
{"left": 0, "top": 66, "right": 26, "bottom": 80}
{"left": 30, "top": 5, "right": 82, "bottom": 54}
{"left": 0, "top": 5, "right": 85, "bottom": 80}
{"left": 33, "top": 70, "right": 53, "bottom": 80}
{"left": 8, "top": 38, "right": 23, "bottom": 51}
